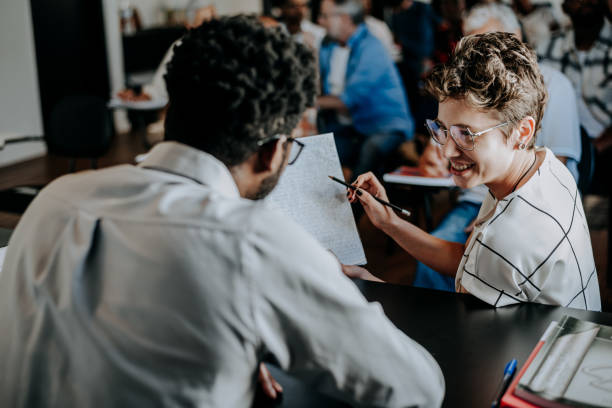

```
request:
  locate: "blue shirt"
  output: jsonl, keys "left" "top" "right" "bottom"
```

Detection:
{"left": 320, "top": 24, "right": 414, "bottom": 139}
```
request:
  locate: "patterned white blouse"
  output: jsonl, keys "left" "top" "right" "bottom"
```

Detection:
{"left": 456, "top": 148, "right": 601, "bottom": 311}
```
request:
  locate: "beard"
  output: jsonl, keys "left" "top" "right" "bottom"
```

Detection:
{"left": 250, "top": 167, "right": 283, "bottom": 200}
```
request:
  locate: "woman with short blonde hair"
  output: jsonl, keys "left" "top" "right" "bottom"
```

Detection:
{"left": 346, "top": 32, "right": 601, "bottom": 310}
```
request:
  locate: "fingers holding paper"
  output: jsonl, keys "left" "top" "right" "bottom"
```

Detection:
{"left": 341, "top": 264, "right": 385, "bottom": 282}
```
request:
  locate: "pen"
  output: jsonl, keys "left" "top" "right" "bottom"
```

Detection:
{"left": 328, "top": 175, "right": 411, "bottom": 217}
{"left": 491, "top": 358, "right": 517, "bottom": 408}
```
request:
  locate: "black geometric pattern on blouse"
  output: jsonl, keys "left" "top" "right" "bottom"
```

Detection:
{"left": 469, "top": 172, "right": 596, "bottom": 310}
{"left": 462, "top": 266, "right": 524, "bottom": 307}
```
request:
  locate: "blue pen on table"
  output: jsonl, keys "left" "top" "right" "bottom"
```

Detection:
{"left": 491, "top": 358, "right": 517, "bottom": 408}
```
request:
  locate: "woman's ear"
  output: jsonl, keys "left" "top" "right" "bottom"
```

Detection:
{"left": 515, "top": 116, "right": 536, "bottom": 149}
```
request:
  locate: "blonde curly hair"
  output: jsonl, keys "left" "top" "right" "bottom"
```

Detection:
{"left": 425, "top": 32, "right": 547, "bottom": 148}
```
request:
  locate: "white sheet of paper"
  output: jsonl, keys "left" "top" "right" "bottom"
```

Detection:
{"left": 266, "top": 133, "right": 367, "bottom": 265}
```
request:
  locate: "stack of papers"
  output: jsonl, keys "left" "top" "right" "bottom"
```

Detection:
{"left": 502, "top": 315, "right": 612, "bottom": 408}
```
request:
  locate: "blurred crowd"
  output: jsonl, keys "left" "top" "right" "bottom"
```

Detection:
{"left": 269, "top": 0, "right": 611, "bottom": 191}
{"left": 125, "top": 0, "right": 611, "bottom": 196}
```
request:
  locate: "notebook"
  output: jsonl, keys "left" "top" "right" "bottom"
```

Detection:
{"left": 502, "top": 315, "right": 612, "bottom": 408}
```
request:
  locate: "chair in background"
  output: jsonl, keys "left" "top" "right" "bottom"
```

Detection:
{"left": 47, "top": 95, "right": 114, "bottom": 172}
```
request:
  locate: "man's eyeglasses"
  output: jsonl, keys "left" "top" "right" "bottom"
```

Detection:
{"left": 425, "top": 119, "right": 509, "bottom": 151}
{"left": 257, "top": 135, "right": 305, "bottom": 165}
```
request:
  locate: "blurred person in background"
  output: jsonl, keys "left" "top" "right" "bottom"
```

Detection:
{"left": 537, "top": 0, "right": 612, "bottom": 195}
{"left": 318, "top": 0, "right": 413, "bottom": 179}
{"left": 277, "top": 0, "right": 326, "bottom": 51}
{"left": 389, "top": 0, "right": 438, "bottom": 109}
{"left": 362, "top": 0, "right": 400, "bottom": 60}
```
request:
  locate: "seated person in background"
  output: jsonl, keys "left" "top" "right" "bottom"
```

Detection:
{"left": 117, "top": 1, "right": 217, "bottom": 102}
{"left": 317, "top": 0, "right": 413, "bottom": 179}
{"left": 277, "top": 0, "right": 326, "bottom": 51}
{"left": 346, "top": 32, "right": 601, "bottom": 311}
{"left": 0, "top": 16, "right": 444, "bottom": 408}
{"left": 362, "top": 0, "right": 401, "bottom": 61}
{"left": 389, "top": 0, "right": 438, "bottom": 108}
{"left": 413, "top": 3, "right": 582, "bottom": 291}
{"left": 537, "top": 0, "right": 612, "bottom": 193}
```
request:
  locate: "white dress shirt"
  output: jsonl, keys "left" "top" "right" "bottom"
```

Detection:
{"left": 0, "top": 142, "right": 444, "bottom": 408}
{"left": 365, "top": 16, "right": 400, "bottom": 62}
{"left": 456, "top": 148, "right": 601, "bottom": 311}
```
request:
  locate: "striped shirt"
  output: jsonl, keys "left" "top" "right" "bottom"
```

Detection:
{"left": 456, "top": 148, "right": 601, "bottom": 310}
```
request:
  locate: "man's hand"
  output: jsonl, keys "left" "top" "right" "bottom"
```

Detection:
{"left": 418, "top": 142, "right": 449, "bottom": 177}
{"left": 341, "top": 264, "right": 385, "bottom": 282}
{"left": 258, "top": 363, "right": 283, "bottom": 399}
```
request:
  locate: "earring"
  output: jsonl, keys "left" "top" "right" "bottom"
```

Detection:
{"left": 519, "top": 143, "right": 526, "bottom": 150}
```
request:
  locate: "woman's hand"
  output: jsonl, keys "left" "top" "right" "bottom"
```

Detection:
{"left": 348, "top": 172, "right": 399, "bottom": 231}
{"left": 341, "top": 264, "right": 385, "bottom": 282}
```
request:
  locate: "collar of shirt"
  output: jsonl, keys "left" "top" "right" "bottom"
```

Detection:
{"left": 138, "top": 141, "right": 240, "bottom": 199}
{"left": 475, "top": 147, "right": 551, "bottom": 227}
{"left": 346, "top": 23, "right": 368, "bottom": 50}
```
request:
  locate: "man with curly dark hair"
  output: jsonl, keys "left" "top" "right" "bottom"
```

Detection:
{"left": 0, "top": 15, "right": 444, "bottom": 408}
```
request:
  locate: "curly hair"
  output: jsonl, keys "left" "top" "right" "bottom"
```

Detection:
{"left": 424, "top": 32, "right": 547, "bottom": 148}
{"left": 164, "top": 15, "right": 317, "bottom": 166}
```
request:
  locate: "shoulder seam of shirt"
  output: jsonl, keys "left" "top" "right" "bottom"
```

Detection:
{"left": 40, "top": 187, "right": 259, "bottom": 235}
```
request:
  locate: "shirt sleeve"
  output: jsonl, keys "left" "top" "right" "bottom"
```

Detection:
{"left": 340, "top": 45, "right": 387, "bottom": 112}
{"left": 538, "top": 65, "right": 581, "bottom": 162}
{"left": 245, "top": 211, "right": 444, "bottom": 408}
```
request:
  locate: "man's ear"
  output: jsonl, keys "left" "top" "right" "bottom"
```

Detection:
{"left": 515, "top": 116, "right": 536, "bottom": 148}
{"left": 255, "top": 139, "right": 284, "bottom": 174}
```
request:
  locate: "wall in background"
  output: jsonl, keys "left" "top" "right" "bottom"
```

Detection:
{"left": 126, "top": 0, "right": 262, "bottom": 28}
{"left": 0, "top": 0, "right": 43, "bottom": 138}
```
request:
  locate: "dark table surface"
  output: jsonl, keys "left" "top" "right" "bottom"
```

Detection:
{"left": 258, "top": 281, "right": 612, "bottom": 408}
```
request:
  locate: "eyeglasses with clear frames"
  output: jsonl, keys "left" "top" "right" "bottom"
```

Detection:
{"left": 425, "top": 119, "right": 509, "bottom": 151}
{"left": 257, "top": 135, "right": 305, "bottom": 165}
